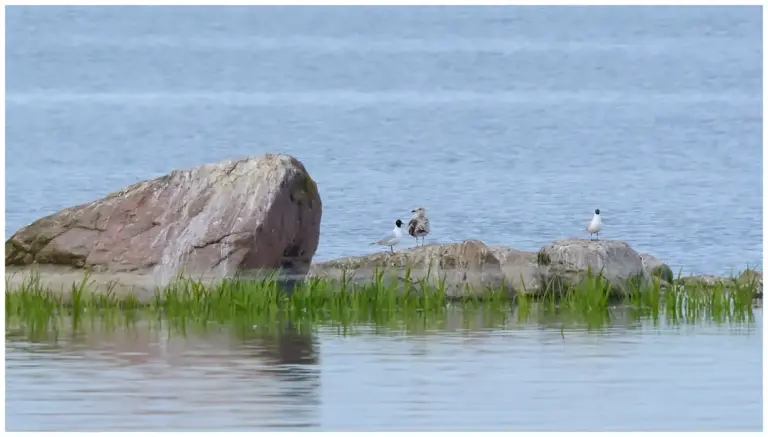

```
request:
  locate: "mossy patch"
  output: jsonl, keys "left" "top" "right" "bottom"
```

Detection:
{"left": 650, "top": 264, "right": 674, "bottom": 283}
{"left": 291, "top": 173, "right": 319, "bottom": 209}
{"left": 5, "top": 240, "right": 26, "bottom": 265}
{"left": 536, "top": 251, "right": 551, "bottom": 266}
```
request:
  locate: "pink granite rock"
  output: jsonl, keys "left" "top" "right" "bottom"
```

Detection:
{"left": 6, "top": 153, "right": 322, "bottom": 283}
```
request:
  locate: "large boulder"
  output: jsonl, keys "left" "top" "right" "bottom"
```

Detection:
{"left": 6, "top": 154, "right": 322, "bottom": 284}
{"left": 308, "top": 240, "right": 508, "bottom": 298}
{"left": 536, "top": 239, "right": 647, "bottom": 293}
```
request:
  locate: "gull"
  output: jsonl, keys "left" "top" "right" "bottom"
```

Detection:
{"left": 586, "top": 208, "right": 602, "bottom": 240}
{"left": 370, "top": 219, "right": 404, "bottom": 253}
{"left": 408, "top": 207, "right": 430, "bottom": 246}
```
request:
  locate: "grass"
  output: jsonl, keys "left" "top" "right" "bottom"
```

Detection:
{"left": 5, "top": 267, "right": 761, "bottom": 341}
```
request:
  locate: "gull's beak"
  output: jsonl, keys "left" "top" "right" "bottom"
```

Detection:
{"left": 411, "top": 209, "right": 416, "bottom": 213}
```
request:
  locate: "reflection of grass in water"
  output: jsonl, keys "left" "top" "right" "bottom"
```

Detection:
{"left": 625, "top": 269, "right": 759, "bottom": 327}
{"left": 5, "top": 268, "right": 760, "bottom": 341}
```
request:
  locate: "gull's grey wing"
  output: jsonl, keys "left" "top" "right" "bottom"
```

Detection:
{"left": 374, "top": 230, "right": 395, "bottom": 245}
{"left": 407, "top": 218, "right": 418, "bottom": 237}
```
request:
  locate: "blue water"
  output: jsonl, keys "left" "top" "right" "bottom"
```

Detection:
{"left": 4, "top": 6, "right": 764, "bottom": 432}
{"left": 5, "top": 6, "right": 763, "bottom": 275}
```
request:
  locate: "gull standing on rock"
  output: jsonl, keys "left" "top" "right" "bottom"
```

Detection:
{"left": 370, "top": 219, "right": 404, "bottom": 253}
{"left": 408, "top": 207, "right": 430, "bottom": 246}
{"left": 586, "top": 208, "right": 602, "bottom": 240}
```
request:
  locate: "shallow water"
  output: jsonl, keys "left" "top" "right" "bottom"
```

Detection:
{"left": 4, "top": 6, "right": 764, "bottom": 432}
{"left": 5, "top": 308, "right": 763, "bottom": 431}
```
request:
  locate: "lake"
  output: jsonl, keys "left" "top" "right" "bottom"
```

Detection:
{"left": 5, "top": 307, "right": 763, "bottom": 432}
{"left": 4, "top": 5, "right": 763, "bottom": 432}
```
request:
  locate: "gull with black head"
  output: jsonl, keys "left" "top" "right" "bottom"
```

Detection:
{"left": 586, "top": 208, "right": 602, "bottom": 240}
{"left": 370, "top": 219, "right": 405, "bottom": 253}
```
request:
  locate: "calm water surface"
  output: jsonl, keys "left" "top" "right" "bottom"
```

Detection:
{"left": 4, "top": 6, "right": 764, "bottom": 432}
{"left": 5, "top": 6, "right": 762, "bottom": 274}
{"left": 5, "top": 309, "right": 763, "bottom": 431}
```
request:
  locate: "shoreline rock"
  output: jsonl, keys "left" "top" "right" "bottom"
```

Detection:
{"left": 535, "top": 239, "right": 648, "bottom": 295}
{"left": 639, "top": 252, "right": 675, "bottom": 284}
{"left": 4, "top": 240, "right": 762, "bottom": 301}
{"left": 679, "top": 269, "right": 763, "bottom": 298}
{"left": 307, "top": 239, "right": 509, "bottom": 298}
{"left": 3, "top": 152, "right": 760, "bottom": 300}
{"left": 6, "top": 153, "right": 323, "bottom": 285}
{"left": 487, "top": 246, "right": 541, "bottom": 294}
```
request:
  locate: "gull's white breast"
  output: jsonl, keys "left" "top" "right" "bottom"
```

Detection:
{"left": 587, "top": 215, "right": 601, "bottom": 233}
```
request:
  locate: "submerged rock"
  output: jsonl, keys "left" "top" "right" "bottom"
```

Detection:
{"left": 5, "top": 154, "right": 322, "bottom": 284}
{"left": 308, "top": 240, "right": 508, "bottom": 298}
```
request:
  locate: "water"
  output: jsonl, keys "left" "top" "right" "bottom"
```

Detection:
{"left": 5, "top": 309, "right": 763, "bottom": 432}
{"left": 4, "top": 6, "right": 764, "bottom": 432}
{"left": 5, "top": 6, "right": 762, "bottom": 275}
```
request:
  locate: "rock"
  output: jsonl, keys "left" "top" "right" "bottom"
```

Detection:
{"left": 679, "top": 274, "right": 726, "bottom": 287}
{"left": 738, "top": 269, "right": 763, "bottom": 285}
{"left": 536, "top": 239, "right": 646, "bottom": 293}
{"left": 639, "top": 252, "right": 675, "bottom": 283}
{"left": 309, "top": 239, "right": 669, "bottom": 298}
{"left": 308, "top": 240, "right": 508, "bottom": 298}
{"left": 5, "top": 154, "right": 322, "bottom": 284}
{"left": 679, "top": 273, "right": 760, "bottom": 287}
{"left": 681, "top": 270, "right": 763, "bottom": 297}
{"left": 5, "top": 264, "right": 161, "bottom": 302}
{"left": 488, "top": 246, "right": 542, "bottom": 295}
{"left": 739, "top": 269, "right": 763, "bottom": 297}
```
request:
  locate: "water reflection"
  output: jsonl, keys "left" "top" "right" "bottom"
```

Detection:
{"left": 6, "top": 319, "right": 322, "bottom": 431}
{"left": 238, "top": 319, "right": 321, "bottom": 410}
{"left": 5, "top": 307, "right": 762, "bottom": 431}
